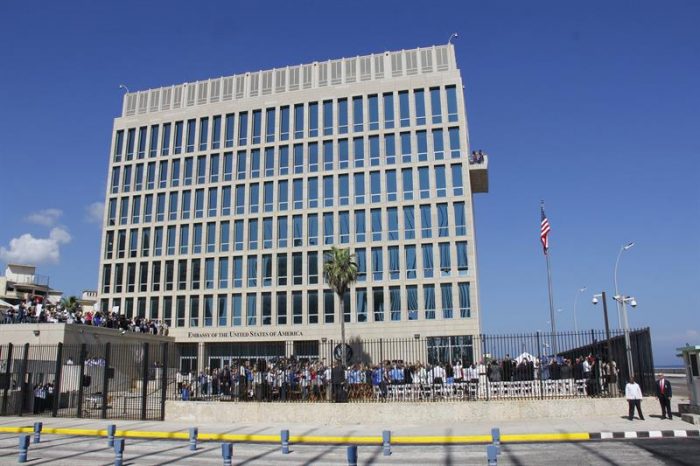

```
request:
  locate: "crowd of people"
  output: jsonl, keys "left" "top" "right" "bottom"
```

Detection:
{"left": 0, "top": 300, "right": 169, "bottom": 336}
{"left": 174, "top": 353, "right": 619, "bottom": 402}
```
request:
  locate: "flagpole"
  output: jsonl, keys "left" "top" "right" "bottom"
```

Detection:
{"left": 545, "top": 251, "right": 558, "bottom": 356}
{"left": 540, "top": 201, "right": 557, "bottom": 357}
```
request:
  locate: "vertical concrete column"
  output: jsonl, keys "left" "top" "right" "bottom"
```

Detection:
{"left": 197, "top": 342, "right": 206, "bottom": 373}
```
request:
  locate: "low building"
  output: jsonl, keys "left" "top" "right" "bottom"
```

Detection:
{"left": 0, "top": 264, "right": 62, "bottom": 306}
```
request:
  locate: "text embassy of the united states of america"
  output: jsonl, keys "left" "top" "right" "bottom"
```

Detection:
{"left": 186, "top": 330, "right": 304, "bottom": 338}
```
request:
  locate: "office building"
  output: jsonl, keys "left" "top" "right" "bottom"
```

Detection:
{"left": 98, "top": 44, "right": 489, "bottom": 370}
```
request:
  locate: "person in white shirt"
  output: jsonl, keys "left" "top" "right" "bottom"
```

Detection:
{"left": 625, "top": 376, "right": 644, "bottom": 420}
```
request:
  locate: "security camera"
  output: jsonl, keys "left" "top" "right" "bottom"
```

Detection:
{"left": 592, "top": 297, "right": 598, "bottom": 305}
{"left": 630, "top": 299, "right": 637, "bottom": 308}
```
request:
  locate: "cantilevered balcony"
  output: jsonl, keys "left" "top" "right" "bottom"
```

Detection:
{"left": 469, "top": 151, "right": 489, "bottom": 193}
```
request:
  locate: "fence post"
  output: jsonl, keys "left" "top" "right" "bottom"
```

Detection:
{"left": 76, "top": 344, "right": 87, "bottom": 418}
{"left": 52, "top": 343, "right": 63, "bottom": 417}
{"left": 140, "top": 342, "right": 150, "bottom": 420}
{"left": 382, "top": 430, "right": 391, "bottom": 456}
{"left": 107, "top": 424, "right": 116, "bottom": 447}
{"left": 33, "top": 422, "right": 42, "bottom": 443}
{"left": 160, "top": 342, "right": 169, "bottom": 421}
{"left": 347, "top": 445, "right": 358, "bottom": 466}
{"left": 221, "top": 442, "right": 233, "bottom": 466}
{"left": 17, "top": 343, "right": 30, "bottom": 416}
{"left": 114, "top": 438, "right": 125, "bottom": 466}
{"left": 536, "top": 331, "right": 543, "bottom": 399}
{"left": 18, "top": 434, "right": 30, "bottom": 463}
{"left": 100, "top": 343, "right": 111, "bottom": 419}
{"left": 281, "top": 429, "right": 290, "bottom": 454}
{"left": 189, "top": 427, "right": 198, "bottom": 451}
{"left": 1, "top": 343, "right": 13, "bottom": 416}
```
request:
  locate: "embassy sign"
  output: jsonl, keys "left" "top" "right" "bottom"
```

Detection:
{"left": 186, "top": 330, "right": 304, "bottom": 339}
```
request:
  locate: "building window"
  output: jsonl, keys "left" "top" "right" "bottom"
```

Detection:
{"left": 219, "top": 257, "right": 229, "bottom": 288}
{"left": 390, "top": 286, "right": 401, "bottom": 321}
{"left": 277, "top": 216, "right": 288, "bottom": 248}
{"left": 433, "top": 129, "right": 445, "bottom": 160}
{"left": 324, "top": 212, "right": 334, "bottom": 245}
{"left": 293, "top": 252, "right": 303, "bottom": 285}
{"left": 252, "top": 110, "right": 262, "bottom": 144}
{"left": 399, "top": 91, "right": 410, "bottom": 127}
{"left": 247, "top": 256, "right": 258, "bottom": 287}
{"left": 238, "top": 112, "right": 248, "bottom": 146}
{"left": 388, "top": 246, "right": 400, "bottom": 280}
{"left": 369, "top": 135, "right": 380, "bottom": 166}
{"left": 371, "top": 208, "right": 382, "bottom": 241}
{"left": 265, "top": 108, "right": 275, "bottom": 143}
{"left": 430, "top": 87, "right": 442, "bottom": 124}
{"left": 373, "top": 287, "right": 384, "bottom": 322}
{"left": 354, "top": 173, "right": 365, "bottom": 204}
{"left": 205, "top": 258, "right": 215, "bottom": 289}
{"left": 248, "top": 219, "right": 258, "bottom": 250}
{"left": 441, "top": 283, "right": 453, "bottom": 319}
{"left": 199, "top": 117, "right": 209, "bottom": 151}
{"left": 356, "top": 248, "right": 366, "bottom": 282}
{"left": 217, "top": 294, "right": 227, "bottom": 326}
{"left": 454, "top": 202, "right": 467, "bottom": 236}
{"left": 262, "top": 254, "right": 272, "bottom": 287}
{"left": 403, "top": 206, "right": 415, "bottom": 240}
{"left": 424, "top": 284, "right": 435, "bottom": 320}
{"left": 457, "top": 241, "right": 469, "bottom": 276}
{"left": 418, "top": 167, "right": 430, "bottom": 199}
{"left": 246, "top": 293, "right": 257, "bottom": 326}
{"left": 416, "top": 130, "right": 428, "bottom": 162}
{"left": 405, "top": 245, "right": 417, "bottom": 279}
{"left": 446, "top": 85, "right": 459, "bottom": 122}
{"left": 384, "top": 134, "right": 396, "bottom": 165}
{"left": 277, "top": 253, "right": 288, "bottom": 286}
{"left": 422, "top": 244, "right": 434, "bottom": 278}
{"left": 233, "top": 257, "right": 243, "bottom": 287}
{"left": 308, "top": 251, "right": 318, "bottom": 284}
{"left": 352, "top": 96, "right": 363, "bottom": 132}
{"left": 280, "top": 106, "right": 290, "bottom": 141}
{"left": 190, "top": 295, "right": 200, "bottom": 327}
{"left": 308, "top": 291, "right": 319, "bottom": 324}
{"left": 420, "top": 205, "right": 432, "bottom": 238}
{"left": 323, "top": 100, "right": 333, "bottom": 136}
{"left": 339, "top": 211, "right": 350, "bottom": 244}
{"left": 355, "top": 210, "right": 365, "bottom": 243}
{"left": 439, "top": 242, "right": 451, "bottom": 276}
{"left": 449, "top": 127, "right": 461, "bottom": 158}
{"left": 356, "top": 288, "right": 367, "bottom": 323}
{"left": 324, "top": 290, "right": 335, "bottom": 324}
{"left": 191, "top": 259, "right": 201, "bottom": 290}
{"left": 414, "top": 89, "right": 426, "bottom": 126}
{"left": 232, "top": 294, "right": 242, "bottom": 326}
{"left": 437, "top": 203, "right": 450, "bottom": 237}
{"left": 383, "top": 92, "right": 394, "bottom": 129}
{"left": 368, "top": 94, "right": 379, "bottom": 130}
{"left": 277, "top": 291, "right": 287, "bottom": 325}
{"left": 371, "top": 247, "right": 383, "bottom": 281}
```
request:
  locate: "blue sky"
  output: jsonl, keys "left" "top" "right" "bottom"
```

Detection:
{"left": 0, "top": 1, "right": 697, "bottom": 365}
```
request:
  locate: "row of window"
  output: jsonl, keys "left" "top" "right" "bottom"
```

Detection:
{"left": 113, "top": 86, "right": 461, "bottom": 162}
{"left": 102, "top": 282, "right": 472, "bottom": 327}
{"left": 104, "top": 202, "right": 469, "bottom": 259}
{"left": 109, "top": 129, "right": 463, "bottom": 194}
{"left": 107, "top": 164, "right": 467, "bottom": 225}
{"left": 102, "top": 242, "right": 470, "bottom": 295}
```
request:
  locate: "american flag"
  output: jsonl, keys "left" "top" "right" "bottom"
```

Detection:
{"left": 540, "top": 205, "right": 551, "bottom": 254}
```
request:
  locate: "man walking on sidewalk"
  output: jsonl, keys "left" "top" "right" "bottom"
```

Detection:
{"left": 625, "top": 376, "right": 644, "bottom": 421}
{"left": 656, "top": 373, "right": 673, "bottom": 420}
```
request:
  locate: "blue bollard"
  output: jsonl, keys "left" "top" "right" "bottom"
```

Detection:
{"left": 487, "top": 444, "right": 500, "bottom": 465}
{"left": 33, "top": 422, "right": 42, "bottom": 444}
{"left": 114, "top": 438, "right": 125, "bottom": 466}
{"left": 189, "top": 427, "right": 198, "bottom": 451}
{"left": 221, "top": 442, "right": 233, "bottom": 466}
{"left": 281, "top": 429, "right": 290, "bottom": 454}
{"left": 18, "top": 434, "right": 30, "bottom": 463}
{"left": 382, "top": 430, "right": 391, "bottom": 456}
{"left": 107, "top": 424, "right": 117, "bottom": 447}
{"left": 491, "top": 427, "right": 501, "bottom": 445}
{"left": 347, "top": 445, "right": 358, "bottom": 466}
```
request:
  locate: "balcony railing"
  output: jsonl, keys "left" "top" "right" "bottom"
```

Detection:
{"left": 7, "top": 273, "right": 50, "bottom": 287}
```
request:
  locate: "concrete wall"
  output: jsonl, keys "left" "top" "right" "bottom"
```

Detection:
{"left": 0, "top": 323, "right": 173, "bottom": 347}
{"left": 165, "top": 397, "right": 662, "bottom": 425}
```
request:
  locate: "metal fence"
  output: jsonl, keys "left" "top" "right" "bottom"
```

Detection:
{"left": 0, "top": 342, "right": 172, "bottom": 421}
{"left": 169, "top": 328, "right": 655, "bottom": 404}
{"left": 0, "top": 328, "right": 654, "bottom": 419}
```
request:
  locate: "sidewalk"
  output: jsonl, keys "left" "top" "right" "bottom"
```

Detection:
{"left": 0, "top": 412, "right": 696, "bottom": 444}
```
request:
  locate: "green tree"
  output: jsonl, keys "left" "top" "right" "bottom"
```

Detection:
{"left": 60, "top": 295, "right": 79, "bottom": 312}
{"left": 323, "top": 247, "right": 358, "bottom": 368}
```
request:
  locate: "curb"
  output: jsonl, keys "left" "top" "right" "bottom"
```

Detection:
{"left": 0, "top": 426, "right": 698, "bottom": 444}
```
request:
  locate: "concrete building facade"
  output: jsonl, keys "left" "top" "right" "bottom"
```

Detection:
{"left": 97, "top": 44, "right": 488, "bottom": 370}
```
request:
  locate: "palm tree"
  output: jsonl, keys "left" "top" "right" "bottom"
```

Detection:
{"left": 323, "top": 247, "right": 358, "bottom": 368}
{"left": 60, "top": 295, "right": 79, "bottom": 312}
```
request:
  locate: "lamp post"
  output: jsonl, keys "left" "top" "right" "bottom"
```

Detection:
{"left": 614, "top": 242, "right": 635, "bottom": 328}
{"left": 592, "top": 293, "right": 612, "bottom": 365}
{"left": 614, "top": 295, "right": 638, "bottom": 379}
{"left": 573, "top": 287, "right": 586, "bottom": 334}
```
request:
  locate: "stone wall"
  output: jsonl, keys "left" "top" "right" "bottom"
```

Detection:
{"left": 165, "top": 397, "right": 661, "bottom": 425}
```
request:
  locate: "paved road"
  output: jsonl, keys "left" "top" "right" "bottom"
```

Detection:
{"left": 0, "top": 433, "right": 699, "bottom": 465}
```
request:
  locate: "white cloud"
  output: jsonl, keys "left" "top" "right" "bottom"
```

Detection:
{"left": 24, "top": 209, "right": 63, "bottom": 226}
{"left": 0, "top": 227, "right": 72, "bottom": 265}
{"left": 84, "top": 202, "right": 104, "bottom": 224}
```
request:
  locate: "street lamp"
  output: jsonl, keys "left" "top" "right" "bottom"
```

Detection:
{"left": 613, "top": 294, "right": 638, "bottom": 379}
{"left": 448, "top": 33, "right": 459, "bottom": 44}
{"left": 592, "top": 292, "right": 613, "bottom": 365}
{"left": 118, "top": 84, "right": 130, "bottom": 93}
{"left": 614, "top": 242, "right": 635, "bottom": 329}
{"left": 573, "top": 287, "right": 586, "bottom": 333}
